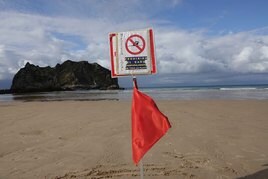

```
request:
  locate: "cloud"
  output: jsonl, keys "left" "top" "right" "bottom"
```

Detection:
{"left": 0, "top": 10, "right": 155, "bottom": 78}
{"left": 0, "top": 0, "right": 183, "bottom": 20}
{"left": 156, "top": 28, "right": 268, "bottom": 74}
{"left": 0, "top": 0, "right": 268, "bottom": 88}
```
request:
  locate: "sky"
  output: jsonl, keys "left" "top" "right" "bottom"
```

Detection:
{"left": 0, "top": 0, "right": 268, "bottom": 88}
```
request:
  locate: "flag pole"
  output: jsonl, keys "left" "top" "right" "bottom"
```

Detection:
{"left": 133, "top": 76, "right": 138, "bottom": 89}
{"left": 132, "top": 76, "right": 144, "bottom": 179}
{"left": 140, "top": 159, "right": 144, "bottom": 179}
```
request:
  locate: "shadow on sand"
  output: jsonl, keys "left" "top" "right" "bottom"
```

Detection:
{"left": 237, "top": 165, "right": 268, "bottom": 179}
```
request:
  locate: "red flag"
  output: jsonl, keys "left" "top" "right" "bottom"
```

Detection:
{"left": 132, "top": 85, "right": 171, "bottom": 165}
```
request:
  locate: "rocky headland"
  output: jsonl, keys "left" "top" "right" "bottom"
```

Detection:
{"left": 4, "top": 60, "right": 120, "bottom": 93}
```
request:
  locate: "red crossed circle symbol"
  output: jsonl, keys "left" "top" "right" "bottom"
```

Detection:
{"left": 125, "top": 34, "right": 146, "bottom": 55}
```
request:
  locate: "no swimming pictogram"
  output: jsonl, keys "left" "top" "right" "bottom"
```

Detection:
{"left": 125, "top": 34, "right": 146, "bottom": 55}
{"left": 109, "top": 28, "right": 156, "bottom": 77}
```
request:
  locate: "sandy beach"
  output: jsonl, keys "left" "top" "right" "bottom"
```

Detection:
{"left": 0, "top": 100, "right": 268, "bottom": 179}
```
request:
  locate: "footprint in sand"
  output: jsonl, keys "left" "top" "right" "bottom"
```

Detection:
{"left": 53, "top": 163, "right": 186, "bottom": 178}
{"left": 20, "top": 130, "right": 42, "bottom": 136}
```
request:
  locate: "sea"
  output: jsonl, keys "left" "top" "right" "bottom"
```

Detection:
{"left": 1, "top": 84, "right": 268, "bottom": 102}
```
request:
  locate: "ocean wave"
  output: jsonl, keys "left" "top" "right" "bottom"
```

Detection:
{"left": 220, "top": 87, "right": 257, "bottom": 91}
{"left": 1, "top": 86, "right": 268, "bottom": 102}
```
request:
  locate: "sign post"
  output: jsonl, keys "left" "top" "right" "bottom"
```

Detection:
{"left": 109, "top": 28, "right": 171, "bottom": 179}
{"left": 109, "top": 28, "right": 156, "bottom": 77}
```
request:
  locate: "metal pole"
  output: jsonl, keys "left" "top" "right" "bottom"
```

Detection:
{"left": 132, "top": 76, "right": 138, "bottom": 89}
{"left": 140, "top": 159, "right": 144, "bottom": 179}
{"left": 133, "top": 76, "right": 143, "bottom": 178}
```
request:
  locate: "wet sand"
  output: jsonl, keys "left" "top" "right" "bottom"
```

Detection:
{"left": 0, "top": 100, "right": 268, "bottom": 178}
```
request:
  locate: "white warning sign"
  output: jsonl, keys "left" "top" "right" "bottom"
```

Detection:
{"left": 109, "top": 28, "right": 157, "bottom": 78}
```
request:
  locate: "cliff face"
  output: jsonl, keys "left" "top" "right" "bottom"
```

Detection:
{"left": 11, "top": 60, "right": 119, "bottom": 93}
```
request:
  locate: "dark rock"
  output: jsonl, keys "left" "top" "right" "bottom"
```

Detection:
{"left": 11, "top": 60, "right": 120, "bottom": 93}
{"left": 0, "top": 89, "right": 12, "bottom": 94}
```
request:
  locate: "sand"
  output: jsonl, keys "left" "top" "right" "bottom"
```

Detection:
{"left": 0, "top": 100, "right": 268, "bottom": 179}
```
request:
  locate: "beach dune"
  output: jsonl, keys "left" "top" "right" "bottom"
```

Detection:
{"left": 0, "top": 100, "right": 268, "bottom": 178}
